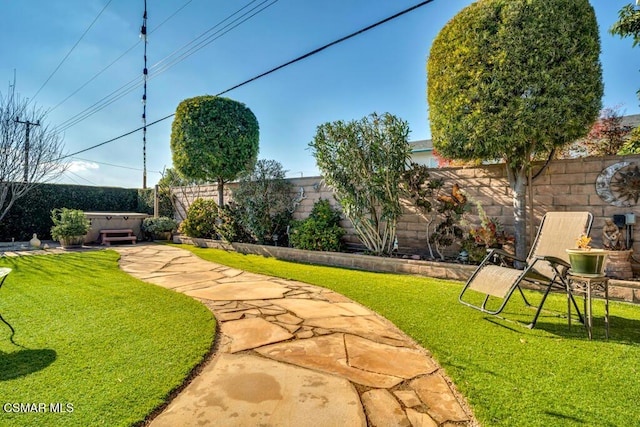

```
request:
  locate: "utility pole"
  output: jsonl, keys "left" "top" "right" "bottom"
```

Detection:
{"left": 15, "top": 117, "right": 40, "bottom": 182}
{"left": 141, "top": 0, "right": 148, "bottom": 189}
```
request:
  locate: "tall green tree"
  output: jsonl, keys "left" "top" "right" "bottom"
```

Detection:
{"left": 170, "top": 96, "right": 259, "bottom": 207}
{"left": 610, "top": 3, "right": 640, "bottom": 101}
{"left": 427, "top": 0, "right": 603, "bottom": 260}
{"left": 610, "top": 4, "right": 640, "bottom": 46}
{"left": 309, "top": 112, "right": 411, "bottom": 255}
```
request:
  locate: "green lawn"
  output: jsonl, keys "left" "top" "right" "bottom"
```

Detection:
{"left": 173, "top": 244, "right": 640, "bottom": 427}
{"left": 0, "top": 250, "right": 215, "bottom": 427}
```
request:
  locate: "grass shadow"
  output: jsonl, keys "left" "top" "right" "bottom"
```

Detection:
{"left": 0, "top": 348, "right": 57, "bottom": 381}
{"left": 532, "top": 314, "right": 640, "bottom": 344}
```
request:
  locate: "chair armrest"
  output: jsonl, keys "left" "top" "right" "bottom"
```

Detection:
{"left": 478, "top": 248, "right": 527, "bottom": 269}
{"left": 488, "top": 248, "right": 527, "bottom": 263}
{"left": 535, "top": 255, "right": 571, "bottom": 269}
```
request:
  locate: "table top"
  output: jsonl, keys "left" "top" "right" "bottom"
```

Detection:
{"left": 0, "top": 268, "right": 11, "bottom": 278}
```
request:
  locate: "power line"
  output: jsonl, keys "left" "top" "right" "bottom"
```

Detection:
{"left": 63, "top": 169, "right": 98, "bottom": 186}
{"left": 56, "top": 0, "right": 436, "bottom": 161}
{"left": 31, "top": 0, "right": 114, "bottom": 103}
{"left": 49, "top": 0, "right": 194, "bottom": 114}
{"left": 70, "top": 156, "right": 162, "bottom": 173}
{"left": 218, "top": 0, "right": 436, "bottom": 97}
{"left": 53, "top": 1, "right": 200, "bottom": 130}
{"left": 151, "top": 0, "right": 275, "bottom": 76}
{"left": 53, "top": 0, "right": 275, "bottom": 134}
{"left": 53, "top": 75, "right": 141, "bottom": 132}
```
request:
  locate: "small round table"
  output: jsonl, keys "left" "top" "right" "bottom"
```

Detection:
{"left": 566, "top": 273, "right": 609, "bottom": 340}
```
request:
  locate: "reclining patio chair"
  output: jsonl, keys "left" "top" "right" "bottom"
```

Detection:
{"left": 459, "top": 211, "right": 593, "bottom": 328}
{"left": 0, "top": 268, "right": 15, "bottom": 338}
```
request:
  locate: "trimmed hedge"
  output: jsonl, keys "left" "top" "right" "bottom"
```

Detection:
{"left": 0, "top": 183, "right": 166, "bottom": 241}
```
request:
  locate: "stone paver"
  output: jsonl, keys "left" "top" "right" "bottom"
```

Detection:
{"left": 152, "top": 353, "right": 367, "bottom": 427}
{"left": 114, "top": 244, "right": 475, "bottom": 426}
{"left": 185, "top": 280, "right": 289, "bottom": 300}
{"left": 220, "top": 317, "right": 293, "bottom": 353}
{"left": 361, "top": 389, "right": 412, "bottom": 427}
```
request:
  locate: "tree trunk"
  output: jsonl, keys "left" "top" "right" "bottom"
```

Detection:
{"left": 507, "top": 164, "right": 528, "bottom": 265}
{"left": 217, "top": 178, "right": 224, "bottom": 208}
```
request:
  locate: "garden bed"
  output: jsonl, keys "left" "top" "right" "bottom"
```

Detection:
{"left": 174, "top": 235, "right": 475, "bottom": 281}
{"left": 173, "top": 235, "right": 640, "bottom": 304}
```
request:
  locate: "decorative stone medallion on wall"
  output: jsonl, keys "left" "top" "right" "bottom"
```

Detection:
{"left": 596, "top": 161, "right": 640, "bottom": 207}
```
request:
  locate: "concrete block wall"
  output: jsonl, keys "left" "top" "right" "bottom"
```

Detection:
{"left": 172, "top": 154, "right": 640, "bottom": 264}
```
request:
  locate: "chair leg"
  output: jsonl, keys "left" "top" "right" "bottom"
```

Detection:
{"left": 527, "top": 282, "right": 556, "bottom": 329}
{"left": 0, "top": 312, "right": 15, "bottom": 338}
{"left": 517, "top": 285, "right": 532, "bottom": 307}
{"left": 0, "top": 273, "right": 16, "bottom": 344}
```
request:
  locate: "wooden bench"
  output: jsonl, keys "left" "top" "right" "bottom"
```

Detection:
{"left": 100, "top": 229, "right": 137, "bottom": 246}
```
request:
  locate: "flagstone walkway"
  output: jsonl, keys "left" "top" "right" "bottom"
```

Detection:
{"left": 114, "top": 244, "right": 475, "bottom": 427}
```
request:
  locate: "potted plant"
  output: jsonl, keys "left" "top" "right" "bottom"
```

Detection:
{"left": 602, "top": 218, "right": 634, "bottom": 279}
{"left": 50, "top": 208, "right": 90, "bottom": 248}
{"left": 142, "top": 216, "right": 178, "bottom": 241}
{"left": 566, "top": 235, "right": 608, "bottom": 277}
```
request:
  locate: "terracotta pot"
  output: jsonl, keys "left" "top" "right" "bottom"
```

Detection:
{"left": 59, "top": 235, "right": 85, "bottom": 248}
{"left": 604, "top": 249, "right": 633, "bottom": 280}
{"left": 153, "top": 231, "right": 172, "bottom": 241}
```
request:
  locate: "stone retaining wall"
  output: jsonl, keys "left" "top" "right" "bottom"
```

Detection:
{"left": 175, "top": 236, "right": 640, "bottom": 304}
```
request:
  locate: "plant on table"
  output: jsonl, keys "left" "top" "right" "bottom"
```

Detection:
{"left": 576, "top": 234, "right": 592, "bottom": 249}
{"left": 567, "top": 234, "right": 608, "bottom": 276}
{"left": 50, "top": 208, "right": 90, "bottom": 247}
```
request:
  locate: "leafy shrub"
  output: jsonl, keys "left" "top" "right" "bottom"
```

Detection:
{"left": 50, "top": 208, "right": 90, "bottom": 240}
{"left": 309, "top": 113, "right": 410, "bottom": 255}
{"left": 179, "top": 198, "right": 218, "bottom": 239}
{"left": 289, "top": 199, "right": 345, "bottom": 252}
{"left": 460, "top": 237, "right": 489, "bottom": 264}
{"left": 216, "top": 202, "right": 251, "bottom": 244}
{"left": 233, "top": 159, "right": 293, "bottom": 245}
{"left": 142, "top": 217, "right": 178, "bottom": 234}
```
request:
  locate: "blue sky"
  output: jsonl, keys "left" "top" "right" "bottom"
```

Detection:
{"left": 1, "top": 0, "right": 639, "bottom": 188}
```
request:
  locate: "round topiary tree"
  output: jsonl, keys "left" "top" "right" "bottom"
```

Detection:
{"left": 427, "top": 0, "right": 603, "bottom": 260}
{"left": 170, "top": 96, "right": 259, "bottom": 207}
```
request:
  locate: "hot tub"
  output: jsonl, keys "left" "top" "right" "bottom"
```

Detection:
{"left": 84, "top": 212, "right": 150, "bottom": 244}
